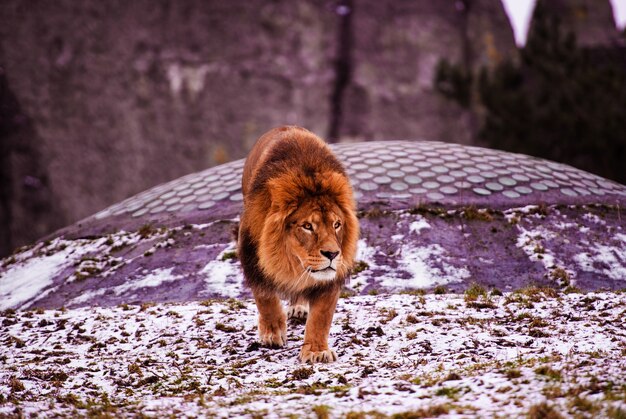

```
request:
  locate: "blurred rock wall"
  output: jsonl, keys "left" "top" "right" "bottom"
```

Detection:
{"left": 338, "top": 0, "right": 516, "bottom": 143}
{"left": 0, "top": 0, "right": 612, "bottom": 255}
{"left": 0, "top": 0, "right": 338, "bottom": 256}
{"left": 0, "top": 65, "right": 60, "bottom": 257}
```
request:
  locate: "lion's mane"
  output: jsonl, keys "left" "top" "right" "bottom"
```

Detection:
{"left": 238, "top": 126, "right": 359, "bottom": 299}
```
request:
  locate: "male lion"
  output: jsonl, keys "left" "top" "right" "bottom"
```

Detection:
{"left": 238, "top": 126, "right": 359, "bottom": 363}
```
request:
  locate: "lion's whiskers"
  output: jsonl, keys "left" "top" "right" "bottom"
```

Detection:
{"left": 293, "top": 266, "right": 311, "bottom": 290}
{"left": 296, "top": 256, "right": 306, "bottom": 269}
{"left": 294, "top": 269, "right": 306, "bottom": 286}
{"left": 303, "top": 269, "right": 312, "bottom": 287}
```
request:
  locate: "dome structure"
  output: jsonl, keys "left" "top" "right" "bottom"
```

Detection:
{"left": 1, "top": 141, "right": 625, "bottom": 310}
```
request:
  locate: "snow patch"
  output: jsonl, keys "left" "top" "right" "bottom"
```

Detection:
{"left": 582, "top": 213, "right": 606, "bottom": 225}
{"left": 70, "top": 268, "right": 184, "bottom": 305}
{"left": 0, "top": 237, "right": 110, "bottom": 310}
{"left": 573, "top": 238, "right": 626, "bottom": 281}
{"left": 409, "top": 217, "right": 431, "bottom": 234}
{"left": 503, "top": 205, "right": 540, "bottom": 222}
{"left": 200, "top": 261, "right": 241, "bottom": 298}
{"left": 554, "top": 221, "right": 577, "bottom": 230}
{"left": 113, "top": 268, "right": 183, "bottom": 294}
{"left": 356, "top": 239, "right": 377, "bottom": 267}
{"left": 0, "top": 248, "right": 72, "bottom": 310}
{"left": 381, "top": 244, "right": 470, "bottom": 289}
{"left": 199, "top": 242, "right": 242, "bottom": 298}
{"left": 515, "top": 226, "right": 559, "bottom": 270}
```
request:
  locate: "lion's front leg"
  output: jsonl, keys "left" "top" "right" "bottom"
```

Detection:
{"left": 252, "top": 290, "right": 287, "bottom": 348}
{"left": 300, "top": 288, "right": 340, "bottom": 363}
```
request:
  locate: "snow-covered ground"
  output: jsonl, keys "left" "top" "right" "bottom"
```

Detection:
{"left": 2, "top": 289, "right": 625, "bottom": 418}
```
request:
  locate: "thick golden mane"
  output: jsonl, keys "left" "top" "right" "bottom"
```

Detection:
{"left": 239, "top": 126, "right": 359, "bottom": 297}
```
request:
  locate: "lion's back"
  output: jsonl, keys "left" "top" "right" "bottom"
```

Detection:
{"left": 241, "top": 126, "right": 344, "bottom": 200}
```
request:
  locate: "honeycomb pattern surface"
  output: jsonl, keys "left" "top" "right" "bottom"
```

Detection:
{"left": 91, "top": 141, "right": 626, "bottom": 221}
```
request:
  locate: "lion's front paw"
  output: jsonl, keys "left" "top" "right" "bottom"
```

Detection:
{"left": 258, "top": 317, "right": 287, "bottom": 348}
{"left": 287, "top": 304, "right": 309, "bottom": 320}
{"left": 299, "top": 344, "right": 338, "bottom": 363}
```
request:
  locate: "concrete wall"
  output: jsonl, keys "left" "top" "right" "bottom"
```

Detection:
{"left": 0, "top": 0, "right": 522, "bottom": 255}
{"left": 338, "top": 0, "right": 516, "bottom": 143}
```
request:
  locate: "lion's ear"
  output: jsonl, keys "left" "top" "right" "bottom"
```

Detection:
{"left": 324, "top": 173, "right": 354, "bottom": 209}
{"left": 267, "top": 176, "right": 299, "bottom": 214}
{"left": 264, "top": 193, "right": 296, "bottom": 235}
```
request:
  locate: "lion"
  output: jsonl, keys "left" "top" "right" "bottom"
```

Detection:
{"left": 238, "top": 126, "right": 359, "bottom": 363}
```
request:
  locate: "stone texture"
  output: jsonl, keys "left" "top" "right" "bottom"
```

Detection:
{"left": 0, "top": 0, "right": 338, "bottom": 253}
{"left": 0, "top": 66, "right": 61, "bottom": 257}
{"left": 0, "top": 0, "right": 618, "bottom": 257}
{"left": 1, "top": 142, "right": 625, "bottom": 309}
{"left": 337, "top": 0, "right": 517, "bottom": 144}
{"left": 49, "top": 141, "right": 626, "bottom": 240}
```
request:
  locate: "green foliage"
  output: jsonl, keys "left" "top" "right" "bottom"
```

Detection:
{"left": 464, "top": 283, "right": 496, "bottom": 309}
{"left": 534, "top": 365, "right": 562, "bottom": 381}
{"left": 352, "top": 260, "right": 369, "bottom": 274}
{"left": 464, "top": 283, "right": 486, "bottom": 301}
{"left": 433, "top": 285, "right": 447, "bottom": 295}
{"left": 221, "top": 251, "right": 238, "bottom": 261}
{"left": 480, "top": 3, "right": 626, "bottom": 184}
{"left": 435, "top": 2, "right": 626, "bottom": 184}
{"left": 435, "top": 386, "right": 461, "bottom": 398}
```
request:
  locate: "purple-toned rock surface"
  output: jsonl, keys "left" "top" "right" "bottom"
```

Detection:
{"left": 1, "top": 141, "right": 625, "bottom": 310}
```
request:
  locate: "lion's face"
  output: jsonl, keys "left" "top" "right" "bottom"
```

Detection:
{"left": 255, "top": 170, "right": 359, "bottom": 293}
{"left": 285, "top": 199, "right": 346, "bottom": 282}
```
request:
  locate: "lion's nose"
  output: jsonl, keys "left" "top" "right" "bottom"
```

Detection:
{"left": 320, "top": 250, "right": 340, "bottom": 261}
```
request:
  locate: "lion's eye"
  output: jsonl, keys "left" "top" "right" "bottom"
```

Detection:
{"left": 302, "top": 223, "right": 313, "bottom": 231}
{"left": 334, "top": 221, "right": 341, "bottom": 229}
